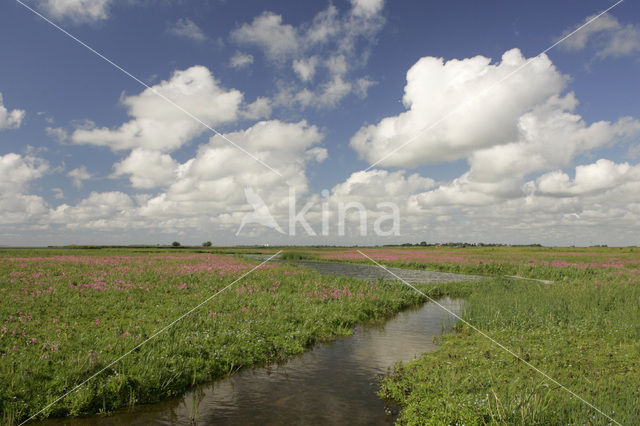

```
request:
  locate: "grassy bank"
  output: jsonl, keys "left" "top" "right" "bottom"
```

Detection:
{"left": 380, "top": 273, "right": 640, "bottom": 424}
{"left": 0, "top": 250, "right": 423, "bottom": 424}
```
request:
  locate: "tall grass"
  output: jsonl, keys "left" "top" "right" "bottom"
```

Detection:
{"left": 380, "top": 272, "right": 640, "bottom": 424}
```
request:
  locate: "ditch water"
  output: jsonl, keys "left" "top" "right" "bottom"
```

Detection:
{"left": 39, "top": 261, "right": 470, "bottom": 425}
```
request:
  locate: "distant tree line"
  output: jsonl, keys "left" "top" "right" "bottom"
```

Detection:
{"left": 386, "top": 242, "right": 544, "bottom": 248}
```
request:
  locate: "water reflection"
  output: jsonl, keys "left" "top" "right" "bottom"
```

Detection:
{"left": 39, "top": 298, "right": 462, "bottom": 425}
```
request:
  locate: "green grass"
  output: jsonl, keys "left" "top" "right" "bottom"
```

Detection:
{"left": 380, "top": 275, "right": 640, "bottom": 425}
{"left": 3, "top": 246, "right": 639, "bottom": 425}
{"left": 279, "top": 251, "right": 320, "bottom": 261}
{"left": 0, "top": 250, "right": 423, "bottom": 424}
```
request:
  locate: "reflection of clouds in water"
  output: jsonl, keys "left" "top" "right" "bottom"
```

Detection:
{"left": 348, "top": 298, "right": 462, "bottom": 372}
{"left": 176, "top": 298, "right": 462, "bottom": 425}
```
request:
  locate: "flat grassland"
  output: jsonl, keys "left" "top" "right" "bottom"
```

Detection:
{"left": 0, "top": 248, "right": 423, "bottom": 424}
{"left": 278, "top": 246, "right": 640, "bottom": 424}
{"left": 1, "top": 246, "right": 639, "bottom": 424}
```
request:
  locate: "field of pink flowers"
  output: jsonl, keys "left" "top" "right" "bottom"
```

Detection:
{"left": 0, "top": 249, "right": 422, "bottom": 424}
{"left": 303, "top": 246, "right": 640, "bottom": 282}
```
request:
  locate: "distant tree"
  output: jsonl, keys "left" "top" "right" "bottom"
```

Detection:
{"left": 202, "top": 241, "right": 212, "bottom": 247}
{"left": 172, "top": 241, "right": 181, "bottom": 247}
{"left": 419, "top": 241, "right": 427, "bottom": 246}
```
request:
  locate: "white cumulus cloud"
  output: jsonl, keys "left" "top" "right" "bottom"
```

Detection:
{"left": 351, "top": 48, "right": 568, "bottom": 168}
{"left": 112, "top": 149, "right": 179, "bottom": 189}
{"left": 0, "top": 93, "right": 25, "bottom": 130}
{"left": 0, "top": 153, "right": 49, "bottom": 226}
{"left": 0, "top": 153, "right": 48, "bottom": 194}
{"left": 71, "top": 66, "right": 243, "bottom": 152}
{"left": 532, "top": 159, "right": 639, "bottom": 197}
{"left": 137, "top": 120, "right": 325, "bottom": 221}
{"left": 231, "top": 12, "right": 299, "bottom": 62}
{"left": 38, "top": 0, "right": 111, "bottom": 23}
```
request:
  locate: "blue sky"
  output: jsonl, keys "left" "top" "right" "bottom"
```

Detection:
{"left": 1, "top": 0, "right": 639, "bottom": 246}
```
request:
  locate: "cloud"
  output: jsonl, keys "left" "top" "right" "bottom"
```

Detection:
{"left": 466, "top": 94, "right": 640, "bottom": 183}
{"left": 50, "top": 191, "right": 136, "bottom": 229}
{"left": 293, "top": 56, "right": 318, "bottom": 82}
{"left": 0, "top": 153, "right": 49, "bottom": 226}
{"left": 231, "top": 12, "right": 299, "bottom": 62}
{"left": 350, "top": 0, "right": 384, "bottom": 17}
{"left": 168, "top": 18, "right": 206, "bottom": 42}
{"left": 67, "top": 166, "right": 92, "bottom": 188}
{"left": 71, "top": 66, "right": 243, "bottom": 152}
{"left": 331, "top": 169, "right": 435, "bottom": 209}
{"left": 0, "top": 193, "right": 49, "bottom": 226}
{"left": 532, "top": 159, "right": 639, "bottom": 197}
{"left": 229, "top": 51, "right": 254, "bottom": 69}
{"left": 137, "top": 120, "right": 324, "bottom": 222}
{"left": 408, "top": 96, "right": 640, "bottom": 209}
{"left": 597, "top": 24, "right": 640, "bottom": 58}
{"left": 112, "top": 149, "right": 179, "bottom": 189}
{"left": 231, "top": 2, "right": 385, "bottom": 109}
{"left": 42, "top": 120, "right": 325, "bottom": 236}
{"left": 413, "top": 172, "right": 521, "bottom": 208}
{"left": 0, "top": 153, "right": 48, "bottom": 194}
{"left": 241, "top": 97, "right": 272, "bottom": 120}
{"left": 0, "top": 93, "right": 25, "bottom": 130}
{"left": 52, "top": 187, "right": 64, "bottom": 199}
{"left": 332, "top": 45, "right": 640, "bottom": 244}
{"left": 351, "top": 48, "right": 568, "bottom": 168}
{"left": 132, "top": 119, "right": 327, "bottom": 239}
{"left": 354, "top": 77, "right": 376, "bottom": 98}
{"left": 559, "top": 13, "right": 640, "bottom": 59}
{"left": 38, "top": 0, "right": 111, "bottom": 23}
{"left": 45, "top": 126, "right": 68, "bottom": 142}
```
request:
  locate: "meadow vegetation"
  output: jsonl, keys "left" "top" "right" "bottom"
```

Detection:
{"left": 362, "top": 247, "right": 640, "bottom": 425}
{"left": 2, "top": 246, "right": 639, "bottom": 424}
{"left": 0, "top": 249, "right": 422, "bottom": 424}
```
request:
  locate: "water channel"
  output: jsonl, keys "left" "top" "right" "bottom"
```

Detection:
{"left": 39, "top": 260, "right": 478, "bottom": 425}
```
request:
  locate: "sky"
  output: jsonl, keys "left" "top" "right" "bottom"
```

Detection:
{"left": 0, "top": 0, "right": 639, "bottom": 246}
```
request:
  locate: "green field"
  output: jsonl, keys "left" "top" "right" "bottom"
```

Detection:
{"left": 0, "top": 248, "right": 423, "bottom": 424}
{"left": 1, "top": 246, "right": 639, "bottom": 424}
